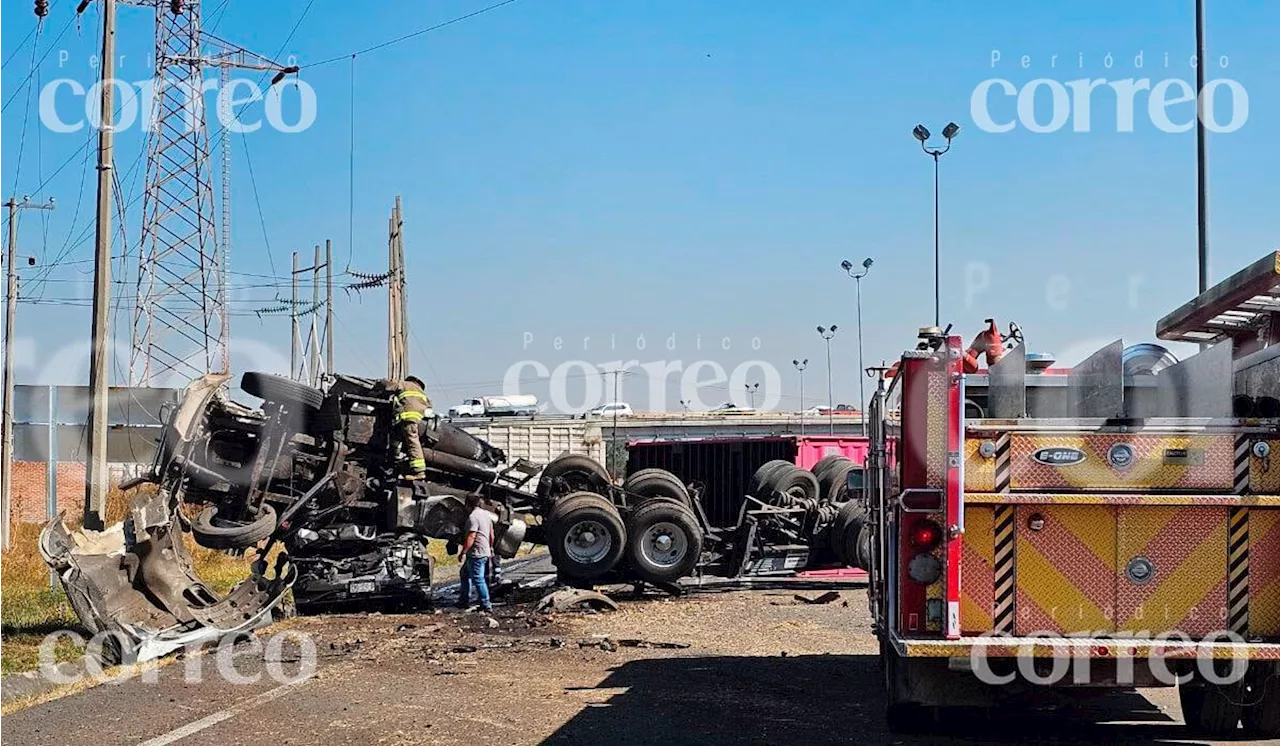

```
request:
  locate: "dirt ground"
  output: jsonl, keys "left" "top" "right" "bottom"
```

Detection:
{"left": 1, "top": 582, "right": 1270, "bottom": 746}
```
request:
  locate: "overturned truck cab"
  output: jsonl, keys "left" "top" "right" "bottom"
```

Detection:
{"left": 42, "top": 372, "right": 530, "bottom": 659}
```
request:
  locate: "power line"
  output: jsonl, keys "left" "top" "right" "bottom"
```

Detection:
{"left": 239, "top": 133, "right": 277, "bottom": 276}
{"left": 1, "top": 9, "right": 78, "bottom": 114}
{"left": 2, "top": 21, "right": 38, "bottom": 70}
{"left": 305, "top": 0, "right": 523, "bottom": 69}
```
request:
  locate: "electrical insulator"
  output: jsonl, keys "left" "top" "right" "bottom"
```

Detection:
{"left": 34, "top": 0, "right": 50, "bottom": 18}
{"left": 169, "top": 0, "right": 183, "bottom": 15}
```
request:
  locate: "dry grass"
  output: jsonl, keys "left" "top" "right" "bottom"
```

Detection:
{"left": 1, "top": 487, "right": 255, "bottom": 675}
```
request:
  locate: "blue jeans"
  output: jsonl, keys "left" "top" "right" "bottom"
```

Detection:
{"left": 458, "top": 555, "right": 491, "bottom": 611}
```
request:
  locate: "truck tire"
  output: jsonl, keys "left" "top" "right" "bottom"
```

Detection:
{"left": 882, "top": 639, "right": 933, "bottom": 734}
{"left": 811, "top": 455, "right": 849, "bottom": 482}
{"left": 1196, "top": 685, "right": 1243, "bottom": 736}
{"left": 622, "top": 468, "right": 692, "bottom": 509}
{"left": 241, "top": 372, "right": 324, "bottom": 411}
{"left": 748, "top": 460, "right": 793, "bottom": 497}
{"left": 830, "top": 500, "right": 869, "bottom": 569}
{"left": 1244, "top": 686, "right": 1280, "bottom": 737}
{"left": 624, "top": 499, "right": 702, "bottom": 585}
{"left": 1179, "top": 682, "right": 1207, "bottom": 727}
{"left": 547, "top": 492, "right": 626, "bottom": 581}
{"left": 817, "top": 458, "right": 857, "bottom": 503}
{"left": 763, "top": 465, "right": 820, "bottom": 502}
{"left": 191, "top": 503, "right": 277, "bottom": 550}
{"left": 538, "top": 455, "right": 611, "bottom": 500}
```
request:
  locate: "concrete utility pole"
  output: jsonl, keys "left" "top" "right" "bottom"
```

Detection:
{"left": 84, "top": 0, "right": 118, "bottom": 531}
{"left": 291, "top": 251, "right": 300, "bottom": 380}
{"left": 310, "top": 243, "right": 321, "bottom": 386}
{"left": 396, "top": 197, "right": 408, "bottom": 378}
{"left": 387, "top": 209, "right": 399, "bottom": 380}
{"left": 387, "top": 198, "right": 408, "bottom": 381}
{"left": 325, "top": 239, "right": 334, "bottom": 376}
{"left": 2, "top": 196, "right": 54, "bottom": 549}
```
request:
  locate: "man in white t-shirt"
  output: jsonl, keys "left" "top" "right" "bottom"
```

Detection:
{"left": 456, "top": 494, "right": 495, "bottom": 612}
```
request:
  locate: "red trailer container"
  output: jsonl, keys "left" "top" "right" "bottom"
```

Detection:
{"left": 626, "top": 435, "right": 869, "bottom": 528}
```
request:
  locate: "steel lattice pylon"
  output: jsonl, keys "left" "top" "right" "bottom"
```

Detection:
{"left": 131, "top": 0, "right": 226, "bottom": 387}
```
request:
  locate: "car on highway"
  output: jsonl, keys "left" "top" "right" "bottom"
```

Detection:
{"left": 708, "top": 402, "right": 755, "bottom": 414}
{"left": 585, "top": 402, "right": 633, "bottom": 418}
{"left": 804, "top": 404, "right": 861, "bottom": 416}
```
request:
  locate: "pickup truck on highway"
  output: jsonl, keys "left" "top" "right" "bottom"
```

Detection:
{"left": 448, "top": 394, "right": 539, "bottom": 417}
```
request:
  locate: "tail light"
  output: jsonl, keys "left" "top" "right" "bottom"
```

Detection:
{"left": 909, "top": 519, "right": 943, "bottom": 552}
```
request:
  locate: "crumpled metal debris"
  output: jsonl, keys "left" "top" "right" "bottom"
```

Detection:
{"left": 38, "top": 374, "right": 293, "bottom": 664}
{"left": 534, "top": 588, "right": 619, "bottom": 613}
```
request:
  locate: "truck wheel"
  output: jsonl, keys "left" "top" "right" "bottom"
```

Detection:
{"left": 830, "top": 500, "right": 869, "bottom": 569}
{"left": 1244, "top": 696, "right": 1280, "bottom": 738}
{"left": 812, "top": 455, "right": 851, "bottom": 482}
{"left": 819, "top": 460, "right": 857, "bottom": 503}
{"left": 624, "top": 499, "right": 702, "bottom": 584}
{"left": 191, "top": 503, "right": 277, "bottom": 550}
{"left": 1196, "top": 685, "right": 1243, "bottom": 736}
{"left": 762, "top": 465, "right": 819, "bottom": 502}
{"left": 547, "top": 492, "right": 626, "bottom": 581}
{"left": 748, "top": 460, "right": 793, "bottom": 497}
{"left": 241, "top": 372, "right": 324, "bottom": 411}
{"left": 538, "top": 455, "right": 610, "bottom": 500}
{"left": 622, "top": 468, "right": 692, "bottom": 508}
{"left": 1179, "top": 682, "right": 1207, "bottom": 728}
{"left": 882, "top": 639, "right": 933, "bottom": 734}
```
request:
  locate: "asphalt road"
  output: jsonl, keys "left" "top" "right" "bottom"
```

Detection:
{"left": 3, "top": 568, "right": 1271, "bottom": 746}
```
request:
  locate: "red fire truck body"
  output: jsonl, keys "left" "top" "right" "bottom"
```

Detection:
{"left": 864, "top": 252, "right": 1280, "bottom": 735}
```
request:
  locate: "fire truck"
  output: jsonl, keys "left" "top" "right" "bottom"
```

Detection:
{"left": 856, "top": 251, "right": 1280, "bottom": 735}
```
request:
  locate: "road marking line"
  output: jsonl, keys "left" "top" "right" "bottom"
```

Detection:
{"left": 135, "top": 677, "right": 313, "bottom": 746}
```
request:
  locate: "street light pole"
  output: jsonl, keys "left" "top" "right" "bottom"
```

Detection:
{"left": 842, "top": 258, "right": 874, "bottom": 425}
{"left": 792, "top": 359, "right": 808, "bottom": 435}
{"left": 1195, "top": 0, "right": 1209, "bottom": 294}
{"left": 914, "top": 123, "right": 959, "bottom": 328}
{"left": 745, "top": 382, "right": 759, "bottom": 409}
{"left": 817, "top": 326, "right": 838, "bottom": 435}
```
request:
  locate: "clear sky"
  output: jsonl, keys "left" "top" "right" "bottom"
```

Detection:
{"left": 1, "top": 0, "right": 1277, "bottom": 412}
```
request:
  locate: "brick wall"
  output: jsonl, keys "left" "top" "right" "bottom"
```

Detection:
{"left": 11, "top": 461, "right": 87, "bottom": 523}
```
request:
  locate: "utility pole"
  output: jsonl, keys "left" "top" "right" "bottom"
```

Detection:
{"left": 387, "top": 209, "right": 399, "bottom": 380}
{"left": 325, "top": 240, "right": 335, "bottom": 376}
{"left": 395, "top": 196, "right": 408, "bottom": 377}
{"left": 387, "top": 197, "right": 408, "bottom": 380}
{"left": 291, "top": 251, "right": 300, "bottom": 380}
{"left": 310, "top": 243, "right": 320, "bottom": 386}
{"left": 84, "top": 0, "right": 117, "bottom": 531}
{"left": 2, "top": 197, "right": 54, "bottom": 548}
{"left": 325, "top": 239, "right": 334, "bottom": 376}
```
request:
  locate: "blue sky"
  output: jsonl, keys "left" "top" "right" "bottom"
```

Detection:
{"left": 1, "top": 0, "right": 1277, "bottom": 411}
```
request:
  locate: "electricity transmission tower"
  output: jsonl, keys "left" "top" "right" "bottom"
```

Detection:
{"left": 129, "top": 0, "right": 294, "bottom": 386}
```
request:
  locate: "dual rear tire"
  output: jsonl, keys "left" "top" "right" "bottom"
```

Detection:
{"left": 547, "top": 468, "right": 703, "bottom": 586}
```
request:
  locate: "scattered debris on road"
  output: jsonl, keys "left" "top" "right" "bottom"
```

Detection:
{"left": 794, "top": 591, "right": 841, "bottom": 605}
{"left": 535, "top": 588, "right": 619, "bottom": 613}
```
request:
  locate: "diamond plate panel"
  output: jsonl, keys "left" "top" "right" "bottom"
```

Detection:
{"left": 1116, "top": 507, "right": 1228, "bottom": 637}
{"left": 1015, "top": 505, "right": 1118, "bottom": 635}
{"left": 961, "top": 506, "right": 995, "bottom": 634}
{"left": 1010, "top": 434, "right": 1233, "bottom": 491}
{"left": 964, "top": 437, "right": 997, "bottom": 492}
{"left": 1251, "top": 509, "right": 1280, "bottom": 637}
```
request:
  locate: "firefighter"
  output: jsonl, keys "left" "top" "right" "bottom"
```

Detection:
{"left": 391, "top": 375, "right": 433, "bottom": 480}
